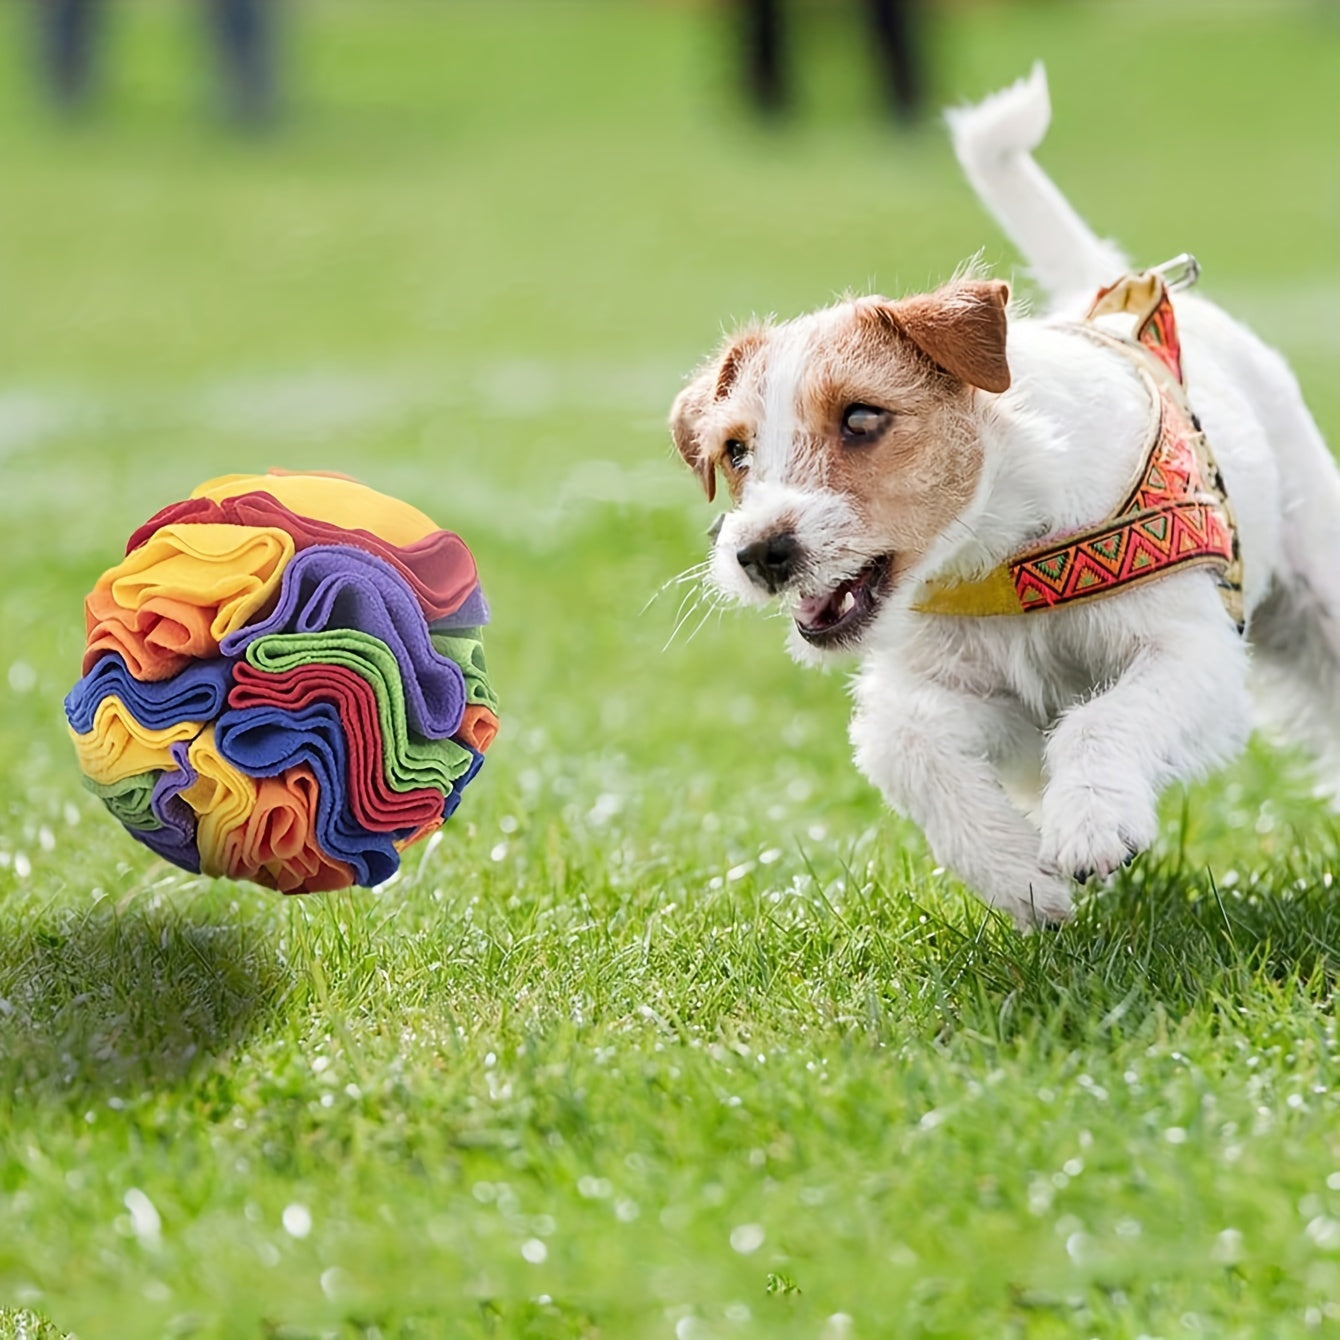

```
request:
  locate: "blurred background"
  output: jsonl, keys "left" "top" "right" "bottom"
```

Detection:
{"left": 1, "top": 4, "right": 1339, "bottom": 1331}
{"left": 1, "top": 0, "right": 1339, "bottom": 869}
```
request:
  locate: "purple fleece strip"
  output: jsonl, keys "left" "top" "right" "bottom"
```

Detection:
{"left": 220, "top": 545, "right": 467, "bottom": 739}
{"left": 432, "top": 584, "right": 490, "bottom": 631}
{"left": 135, "top": 743, "right": 202, "bottom": 873}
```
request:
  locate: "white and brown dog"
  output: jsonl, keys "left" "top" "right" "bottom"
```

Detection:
{"left": 668, "top": 65, "right": 1340, "bottom": 927}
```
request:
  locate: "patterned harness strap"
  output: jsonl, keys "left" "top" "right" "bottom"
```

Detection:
{"left": 912, "top": 262, "right": 1245, "bottom": 632}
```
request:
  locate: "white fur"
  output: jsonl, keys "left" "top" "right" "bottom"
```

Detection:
{"left": 711, "top": 66, "right": 1340, "bottom": 927}
{"left": 946, "top": 63, "right": 1126, "bottom": 302}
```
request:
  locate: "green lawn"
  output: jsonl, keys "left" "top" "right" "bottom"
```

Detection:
{"left": 2, "top": 2, "right": 1340, "bottom": 1336}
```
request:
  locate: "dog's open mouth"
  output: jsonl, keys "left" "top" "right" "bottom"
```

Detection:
{"left": 793, "top": 555, "right": 893, "bottom": 647}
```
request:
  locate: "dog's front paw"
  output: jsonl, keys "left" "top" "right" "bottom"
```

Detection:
{"left": 1039, "top": 783, "right": 1157, "bottom": 884}
{"left": 988, "top": 868, "right": 1074, "bottom": 931}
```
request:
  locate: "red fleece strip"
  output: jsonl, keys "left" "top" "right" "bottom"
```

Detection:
{"left": 228, "top": 660, "right": 446, "bottom": 840}
{"left": 127, "top": 491, "right": 478, "bottom": 622}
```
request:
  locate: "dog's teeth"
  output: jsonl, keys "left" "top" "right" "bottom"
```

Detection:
{"left": 839, "top": 591, "right": 856, "bottom": 617}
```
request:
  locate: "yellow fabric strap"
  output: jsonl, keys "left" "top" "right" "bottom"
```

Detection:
{"left": 912, "top": 267, "right": 1242, "bottom": 626}
{"left": 912, "top": 565, "right": 1023, "bottom": 617}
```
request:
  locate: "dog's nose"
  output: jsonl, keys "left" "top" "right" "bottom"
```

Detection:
{"left": 736, "top": 532, "right": 801, "bottom": 594}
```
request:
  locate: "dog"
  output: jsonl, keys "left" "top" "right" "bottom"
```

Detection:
{"left": 667, "top": 64, "right": 1340, "bottom": 927}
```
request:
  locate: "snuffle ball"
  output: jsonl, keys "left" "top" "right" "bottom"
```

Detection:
{"left": 64, "top": 470, "right": 498, "bottom": 893}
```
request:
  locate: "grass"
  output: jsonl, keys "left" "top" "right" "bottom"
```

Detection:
{"left": 1, "top": 1, "right": 1339, "bottom": 1336}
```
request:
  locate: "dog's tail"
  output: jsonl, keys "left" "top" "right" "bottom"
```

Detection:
{"left": 946, "top": 63, "right": 1127, "bottom": 301}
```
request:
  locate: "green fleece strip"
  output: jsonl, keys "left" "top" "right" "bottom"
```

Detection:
{"left": 244, "top": 630, "right": 475, "bottom": 791}
{"left": 430, "top": 629, "right": 498, "bottom": 712}
{"left": 85, "top": 769, "right": 164, "bottom": 832}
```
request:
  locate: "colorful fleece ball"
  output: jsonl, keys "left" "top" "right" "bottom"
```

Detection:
{"left": 65, "top": 470, "right": 498, "bottom": 893}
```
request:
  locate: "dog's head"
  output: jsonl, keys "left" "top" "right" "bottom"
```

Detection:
{"left": 669, "top": 279, "right": 1011, "bottom": 658}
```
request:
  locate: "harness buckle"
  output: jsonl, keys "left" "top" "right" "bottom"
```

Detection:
{"left": 1153, "top": 253, "right": 1201, "bottom": 293}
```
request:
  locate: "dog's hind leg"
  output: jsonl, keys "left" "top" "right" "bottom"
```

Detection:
{"left": 1251, "top": 578, "right": 1340, "bottom": 803}
{"left": 1248, "top": 356, "right": 1340, "bottom": 800}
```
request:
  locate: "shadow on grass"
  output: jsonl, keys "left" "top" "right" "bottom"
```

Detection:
{"left": 0, "top": 901, "right": 289, "bottom": 1102}
{"left": 895, "top": 832, "right": 1340, "bottom": 1046}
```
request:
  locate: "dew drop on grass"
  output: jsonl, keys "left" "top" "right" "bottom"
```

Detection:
{"left": 587, "top": 793, "right": 622, "bottom": 826}
{"left": 320, "top": 1267, "right": 349, "bottom": 1300}
{"left": 282, "top": 1204, "right": 313, "bottom": 1238}
{"left": 123, "top": 1188, "right": 161, "bottom": 1246}
{"left": 730, "top": 1223, "right": 764, "bottom": 1254}
{"left": 1065, "top": 1232, "right": 1093, "bottom": 1263}
{"left": 1304, "top": 1216, "right": 1340, "bottom": 1250}
{"left": 521, "top": 1237, "right": 547, "bottom": 1264}
{"left": 7, "top": 661, "right": 36, "bottom": 693}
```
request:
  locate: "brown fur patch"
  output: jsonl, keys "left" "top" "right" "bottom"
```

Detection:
{"left": 794, "top": 303, "right": 986, "bottom": 568}
{"left": 669, "top": 324, "right": 770, "bottom": 502}
{"left": 668, "top": 281, "right": 1000, "bottom": 572}
{"left": 669, "top": 370, "right": 718, "bottom": 500}
{"left": 715, "top": 327, "right": 766, "bottom": 401}
{"left": 872, "top": 280, "right": 1012, "bottom": 393}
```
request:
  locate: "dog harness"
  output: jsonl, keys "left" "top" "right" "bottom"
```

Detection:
{"left": 912, "top": 260, "right": 1245, "bottom": 632}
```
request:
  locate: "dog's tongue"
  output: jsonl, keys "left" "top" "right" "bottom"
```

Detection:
{"left": 796, "top": 591, "right": 836, "bottom": 625}
{"left": 796, "top": 581, "right": 855, "bottom": 628}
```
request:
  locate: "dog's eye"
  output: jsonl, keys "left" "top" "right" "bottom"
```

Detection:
{"left": 724, "top": 438, "right": 751, "bottom": 470}
{"left": 841, "top": 403, "right": 891, "bottom": 443}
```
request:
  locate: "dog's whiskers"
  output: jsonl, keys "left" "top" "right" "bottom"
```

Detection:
{"left": 682, "top": 593, "right": 730, "bottom": 646}
{"left": 663, "top": 585, "right": 711, "bottom": 650}
{"left": 640, "top": 560, "right": 714, "bottom": 616}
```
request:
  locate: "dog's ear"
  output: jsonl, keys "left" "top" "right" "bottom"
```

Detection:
{"left": 669, "top": 327, "right": 766, "bottom": 502}
{"left": 878, "top": 280, "right": 1012, "bottom": 393}
{"left": 669, "top": 370, "right": 718, "bottom": 502}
